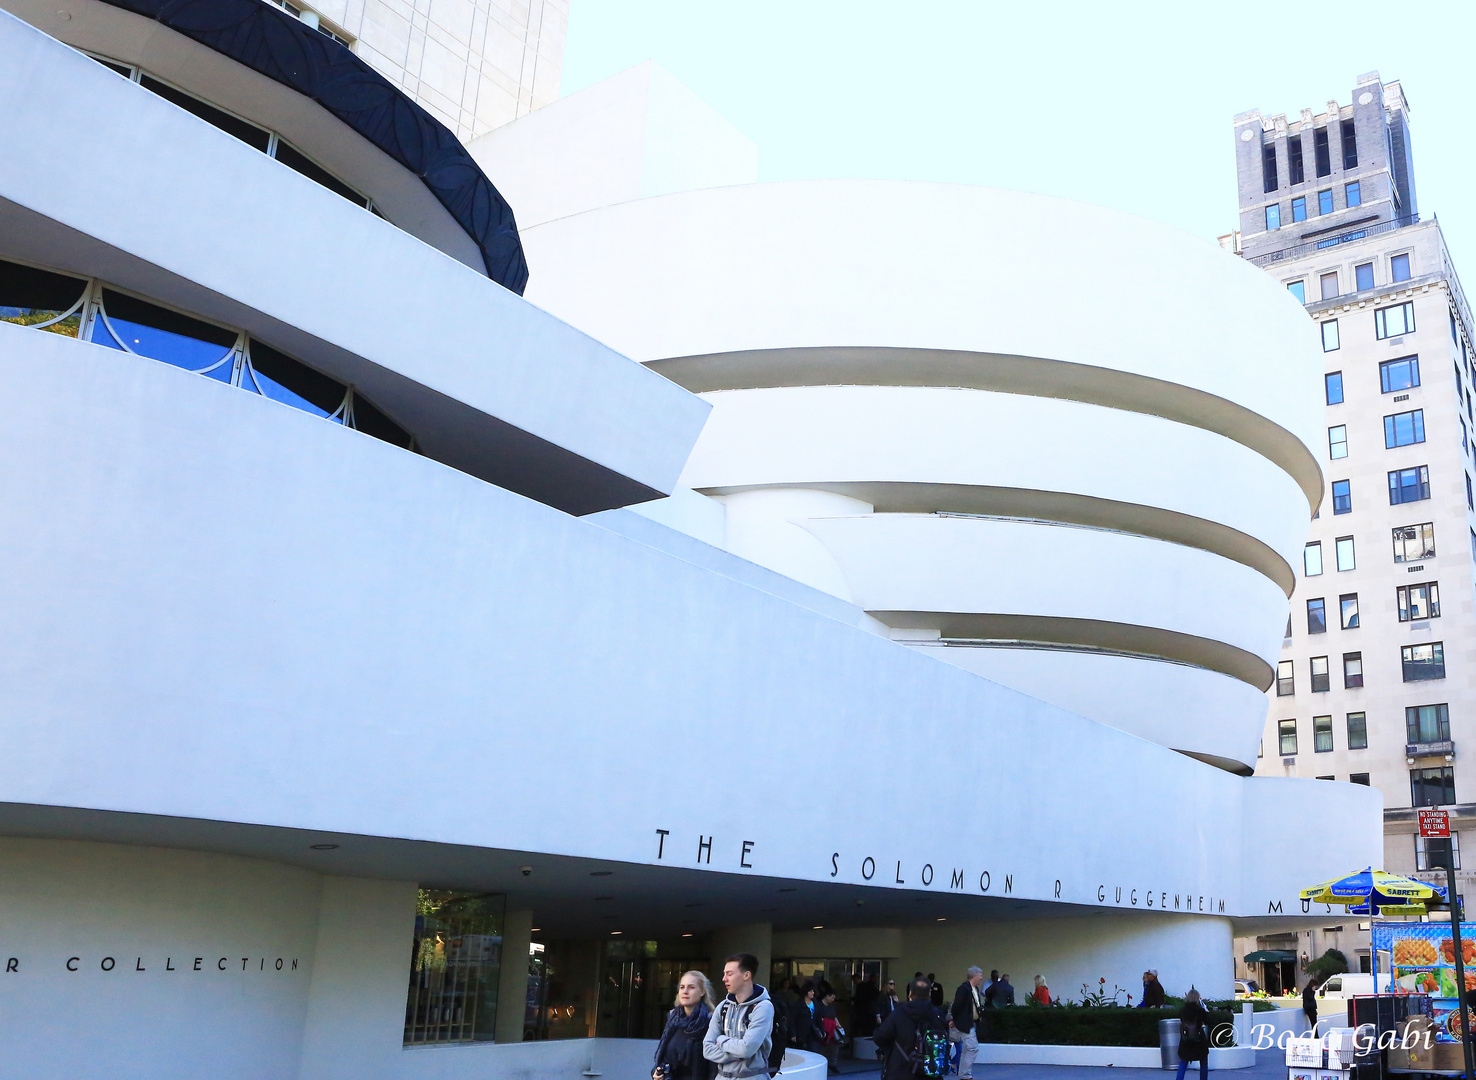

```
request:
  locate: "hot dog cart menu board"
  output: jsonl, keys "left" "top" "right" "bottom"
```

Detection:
{"left": 1373, "top": 920, "right": 1476, "bottom": 1029}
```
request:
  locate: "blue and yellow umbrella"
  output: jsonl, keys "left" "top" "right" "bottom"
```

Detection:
{"left": 1300, "top": 867, "right": 1447, "bottom": 915}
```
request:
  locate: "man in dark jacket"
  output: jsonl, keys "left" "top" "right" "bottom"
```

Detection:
{"left": 1141, "top": 971, "right": 1166, "bottom": 1008}
{"left": 875, "top": 976, "right": 948, "bottom": 1080}
{"left": 992, "top": 974, "right": 1016, "bottom": 1007}
{"left": 948, "top": 966, "right": 986, "bottom": 1080}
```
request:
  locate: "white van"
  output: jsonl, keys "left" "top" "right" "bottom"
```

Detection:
{"left": 1317, "top": 974, "right": 1376, "bottom": 1002}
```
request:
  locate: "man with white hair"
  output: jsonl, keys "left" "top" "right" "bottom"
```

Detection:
{"left": 948, "top": 966, "right": 986, "bottom": 1079}
{"left": 1141, "top": 970, "right": 1166, "bottom": 1007}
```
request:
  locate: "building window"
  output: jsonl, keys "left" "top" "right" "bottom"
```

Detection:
{"left": 1319, "top": 189, "right": 1334, "bottom": 215}
{"left": 1340, "top": 593, "right": 1360, "bottom": 629}
{"left": 1412, "top": 766, "right": 1456, "bottom": 807}
{"left": 1402, "top": 642, "right": 1446, "bottom": 682}
{"left": 1329, "top": 425, "right": 1348, "bottom": 459}
{"left": 1288, "top": 279, "right": 1305, "bottom": 303}
{"left": 1347, "top": 712, "right": 1368, "bottom": 750}
{"left": 1468, "top": 473, "right": 1473, "bottom": 511}
{"left": 1321, "top": 271, "right": 1340, "bottom": 301}
{"left": 1335, "top": 536, "right": 1355, "bottom": 571}
{"left": 1311, "top": 655, "right": 1331, "bottom": 692}
{"left": 1305, "top": 541, "right": 1324, "bottom": 576}
{"left": 1376, "top": 301, "right": 1416, "bottom": 338}
{"left": 1392, "top": 522, "right": 1436, "bottom": 563}
{"left": 1322, "top": 320, "right": 1340, "bottom": 352}
{"left": 404, "top": 890, "right": 505, "bottom": 1045}
{"left": 1326, "top": 371, "right": 1344, "bottom": 403}
{"left": 1288, "top": 138, "right": 1305, "bottom": 186}
{"left": 1355, "top": 262, "right": 1375, "bottom": 291}
{"left": 1407, "top": 703, "right": 1451, "bottom": 745}
{"left": 1279, "top": 717, "right": 1298, "bottom": 753}
{"left": 1314, "top": 127, "right": 1332, "bottom": 176}
{"left": 1384, "top": 409, "right": 1426, "bottom": 448}
{"left": 1392, "top": 253, "right": 1412, "bottom": 282}
{"left": 1342, "top": 654, "right": 1362, "bottom": 689}
{"left": 1388, "top": 465, "right": 1431, "bottom": 505}
{"left": 1332, "top": 479, "right": 1352, "bottom": 513}
{"left": 1416, "top": 833, "right": 1461, "bottom": 871}
{"left": 1277, "top": 660, "right": 1295, "bottom": 697}
{"left": 1291, "top": 196, "right": 1307, "bottom": 223}
{"left": 1398, "top": 581, "right": 1440, "bottom": 621}
{"left": 1266, "top": 203, "right": 1281, "bottom": 231}
{"left": 1341, "top": 119, "right": 1358, "bottom": 169}
{"left": 1263, "top": 144, "right": 1279, "bottom": 193}
{"left": 1351, "top": 771, "right": 1370, "bottom": 785}
{"left": 1314, "top": 714, "right": 1334, "bottom": 751}
{"left": 1307, "top": 597, "right": 1327, "bottom": 634}
{"left": 1285, "top": 613, "right": 1293, "bottom": 639}
{"left": 1379, "top": 356, "right": 1420, "bottom": 393}
{"left": 1346, "top": 180, "right": 1362, "bottom": 207}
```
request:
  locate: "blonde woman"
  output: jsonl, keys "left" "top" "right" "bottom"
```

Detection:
{"left": 654, "top": 971, "right": 717, "bottom": 1080}
{"left": 1031, "top": 975, "right": 1051, "bottom": 1006}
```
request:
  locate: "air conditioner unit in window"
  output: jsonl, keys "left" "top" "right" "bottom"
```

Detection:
{"left": 1283, "top": 757, "right": 1296, "bottom": 766}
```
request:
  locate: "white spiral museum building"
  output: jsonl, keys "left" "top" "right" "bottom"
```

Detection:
{"left": 0, "top": 12, "right": 1376, "bottom": 1080}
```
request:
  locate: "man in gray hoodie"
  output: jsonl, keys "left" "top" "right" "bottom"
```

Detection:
{"left": 704, "top": 953, "right": 775, "bottom": 1080}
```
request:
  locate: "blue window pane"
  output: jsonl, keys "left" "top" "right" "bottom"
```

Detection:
{"left": 1319, "top": 190, "right": 1334, "bottom": 214}
{"left": 246, "top": 361, "right": 340, "bottom": 419}
{"left": 99, "top": 316, "right": 235, "bottom": 381}
{"left": 1392, "top": 253, "right": 1411, "bottom": 282}
{"left": 1266, "top": 204, "right": 1281, "bottom": 231}
{"left": 1325, "top": 371, "right": 1344, "bottom": 404}
{"left": 1356, "top": 263, "right": 1374, "bottom": 291}
{"left": 1292, "top": 197, "right": 1307, "bottom": 223}
{"left": 1332, "top": 480, "right": 1352, "bottom": 514}
{"left": 1288, "top": 280, "right": 1305, "bottom": 303}
{"left": 1380, "top": 357, "right": 1420, "bottom": 393}
{"left": 1384, "top": 410, "right": 1426, "bottom": 448}
{"left": 1346, "top": 181, "right": 1361, "bottom": 207}
{"left": 1389, "top": 466, "right": 1431, "bottom": 504}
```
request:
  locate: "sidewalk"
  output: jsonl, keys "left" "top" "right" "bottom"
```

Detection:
{"left": 830, "top": 1049, "right": 1286, "bottom": 1080}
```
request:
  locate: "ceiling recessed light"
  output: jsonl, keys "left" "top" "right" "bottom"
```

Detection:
{"left": 309, "top": 843, "right": 339, "bottom": 851}
{"left": 589, "top": 871, "right": 613, "bottom": 877}
{"left": 812, "top": 925, "right": 823, "bottom": 930}
{"left": 610, "top": 930, "right": 622, "bottom": 935}
{"left": 531, "top": 928, "right": 541, "bottom": 932}
{"left": 936, "top": 917, "right": 947, "bottom": 922}
{"left": 681, "top": 933, "right": 694, "bottom": 938}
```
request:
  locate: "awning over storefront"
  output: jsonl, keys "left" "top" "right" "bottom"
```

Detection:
{"left": 1244, "top": 950, "right": 1297, "bottom": 964}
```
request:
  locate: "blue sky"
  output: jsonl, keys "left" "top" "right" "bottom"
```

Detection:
{"left": 562, "top": 0, "right": 1476, "bottom": 268}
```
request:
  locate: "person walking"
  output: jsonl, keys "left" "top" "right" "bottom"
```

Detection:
{"left": 704, "top": 954, "right": 776, "bottom": 1080}
{"left": 792, "top": 981, "right": 820, "bottom": 1054}
{"left": 655, "top": 971, "right": 717, "bottom": 1080}
{"left": 816, "top": 987, "right": 843, "bottom": 1073}
{"left": 874, "top": 978, "right": 898, "bottom": 1030}
{"left": 1174, "top": 989, "right": 1211, "bottom": 1080}
{"left": 992, "top": 974, "right": 1016, "bottom": 1007}
{"left": 948, "top": 966, "right": 986, "bottom": 1080}
{"left": 1141, "top": 971, "right": 1166, "bottom": 1008}
{"left": 929, "top": 973, "right": 945, "bottom": 1008}
{"left": 1302, "top": 979, "right": 1318, "bottom": 1036}
{"left": 875, "top": 976, "right": 949, "bottom": 1080}
{"left": 1030, "top": 976, "right": 1051, "bottom": 1006}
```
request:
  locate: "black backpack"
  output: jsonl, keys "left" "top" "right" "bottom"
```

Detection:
{"left": 768, "top": 1002, "right": 791, "bottom": 1075}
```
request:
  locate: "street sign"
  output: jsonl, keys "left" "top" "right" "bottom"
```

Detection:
{"left": 1419, "top": 808, "right": 1451, "bottom": 838}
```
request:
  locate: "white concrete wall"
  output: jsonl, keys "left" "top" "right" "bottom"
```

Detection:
{"left": 469, "top": 61, "right": 758, "bottom": 229}
{"left": 0, "top": 839, "right": 321, "bottom": 1080}
{"left": 299, "top": 878, "right": 418, "bottom": 1080}
{"left": 0, "top": 323, "right": 1379, "bottom": 919}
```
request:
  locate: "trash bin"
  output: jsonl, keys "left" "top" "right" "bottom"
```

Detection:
{"left": 1159, "top": 1018, "right": 1181, "bottom": 1071}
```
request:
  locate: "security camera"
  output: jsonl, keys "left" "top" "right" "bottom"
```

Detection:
{"left": 519, "top": 865, "right": 533, "bottom": 877}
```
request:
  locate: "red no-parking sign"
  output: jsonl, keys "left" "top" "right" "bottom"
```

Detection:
{"left": 1419, "top": 808, "right": 1451, "bottom": 838}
